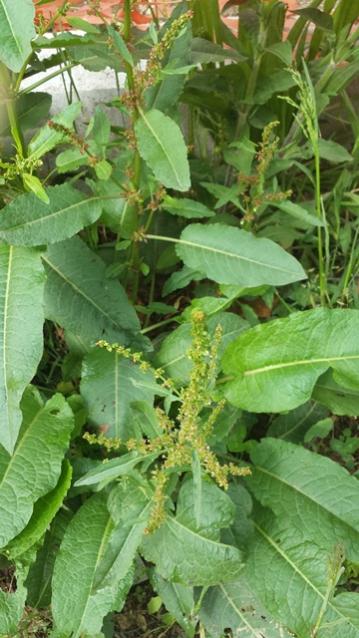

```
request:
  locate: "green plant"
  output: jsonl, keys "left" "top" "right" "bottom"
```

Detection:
{"left": 0, "top": 0, "right": 358, "bottom": 636}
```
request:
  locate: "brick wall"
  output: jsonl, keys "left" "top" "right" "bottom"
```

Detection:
{"left": 35, "top": 1, "right": 306, "bottom": 30}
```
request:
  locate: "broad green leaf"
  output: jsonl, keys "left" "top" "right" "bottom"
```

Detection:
{"left": 5, "top": 461, "right": 72, "bottom": 560}
{"left": 130, "top": 402, "right": 162, "bottom": 439}
{"left": 162, "top": 196, "right": 214, "bottom": 219}
{"left": 191, "top": 452, "right": 202, "bottom": 529}
{"left": 201, "top": 579, "right": 292, "bottom": 638}
{"left": 222, "top": 308, "right": 359, "bottom": 413}
{"left": 0, "top": 246, "right": 45, "bottom": 453}
{"left": 201, "top": 182, "right": 242, "bottom": 210}
{"left": 318, "top": 139, "right": 353, "bottom": 164}
{"left": 52, "top": 487, "right": 146, "bottom": 637}
{"left": 0, "top": 0, "right": 35, "bottom": 72}
{"left": 135, "top": 109, "right": 190, "bottom": 191}
{"left": 56, "top": 148, "right": 88, "bottom": 174}
{"left": 28, "top": 102, "right": 81, "bottom": 160}
{"left": 177, "top": 477, "right": 235, "bottom": 541}
{"left": 223, "top": 138, "right": 256, "bottom": 175}
{"left": 151, "top": 572, "right": 196, "bottom": 637}
{"left": 176, "top": 224, "right": 306, "bottom": 287}
{"left": 245, "top": 506, "right": 359, "bottom": 638}
{"left": 293, "top": 7, "right": 333, "bottom": 31}
{"left": 0, "top": 92, "right": 51, "bottom": 137}
{"left": 181, "top": 295, "right": 235, "bottom": 320}
{"left": 0, "top": 184, "right": 102, "bottom": 246}
{"left": 191, "top": 37, "right": 243, "bottom": 64}
{"left": 107, "top": 25, "right": 133, "bottom": 66}
{"left": 26, "top": 510, "right": 72, "bottom": 609}
{"left": 95, "top": 158, "right": 112, "bottom": 181}
{"left": 253, "top": 70, "right": 296, "bottom": 105}
{"left": 141, "top": 516, "right": 243, "bottom": 586}
{"left": 313, "top": 370, "right": 359, "bottom": 416}
{"left": 157, "top": 312, "right": 248, "bottom": 384}
{"left": 22, "top": 172, "right": 49, "bottom": 203}
{"left": 68, "top": 43, "right": 123, "bottom": 72}
{"left": 98, "top": 480, "right": 151, "bottom": 588}
{"left": 0, "top": 561, "right": 28, "bottom": 636}
{"left": 248, "top": 438, "right": 359, "bottom": 562}
{"left": 81, "top": 348, "right": 156, "bottom": 439}
{"left": 162, "top": 266, "right": 203, "bottom": 296}
{"left": 145, "top": 24, "right": 192, "bottom": 113}
{"left": 304, "top": 417, "right": 333, "bottom": 443}
{"left": 0, "top": 388, "right": 73, "bottom": 549}
{"left": 224, "top": 482, "right": 254, "bottom": 550}
{"left": 74, "top": 452, "right": 153, "bottom": 487}
{"left": 66, "top": 16, "right": 100, "bottom": 34}
{"left": 43, "top": 236, "right": 141, "bottom": 347}
{"left": 89, "top": 111, "right": 109, "bottom": 147}
{"left": 267, "top": 402, "right": 329, "bottom": 442}
{"left": 265, "top": 41, "right": 292, "bottom": 66}
{"left": 51, "top": 495, "right": 114, "bottom": 637}
{"left": 274, "top": 200, "right": 323, "bottom": 227}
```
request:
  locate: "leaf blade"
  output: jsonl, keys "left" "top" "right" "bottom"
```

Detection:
{"left": 0, "top": 0, "right": 35, "bottom": 71}
{"left": 81, "top": 349, "right": 156, "bottom": 439}
{"left": 245, "top": 507, "right": 359, "bottom": 638}
{"left": 5, "top": 461, "right": 72, "bottom": 560}
{"left": 142, "top": 516, "right": 243, "bottom": 586}
{"left": 135, "top": 109, "right": 190, "bottom": 191}
{"left": 223, "top": 308, "right": 359, "bottom": 413}
{"left": 248, "top": 438, "right": 359, "bottom": 562}
{"left": 0, "top": 246, "right": 45, "bottom": 452}
{"left": 176, "top": 223, "right": 307, "bottom": 287}
{"left": 0, "top": 185, "right": 102, "bottom": 246}
{"left": 43, "top": 237, "right": 141, "bottom": 347}
{"left": 0, "top": 389, "right": 73, "bottom": 548}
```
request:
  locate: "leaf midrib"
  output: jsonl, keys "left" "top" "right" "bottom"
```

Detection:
{"left": 279, "top": 402, "right": 318, "bottom": 440}
{"left": 0, "top": 0, "right": 22, "bottom": 57}
{"left": 2, "top": 246, "right": 12, "bottom": 450}
{"left": 96, "top": 502, "right": 151, "bottom": 589}
{"left": 0, "top": 195, "right": 100, "bottom": 234}
{"left": 219, "top": 584, "right": 265, "bottom": 637}
{"left": 254, "top": 464, "right": 359, "bottom": 534}
{"left": 244, "top": 353, "right": 359, "bottom": 377}
{"left": 138, "top": 111, "right": 184, "bottom": 188}
{"left": 74, "top": 514, "right": 113, "bottom": 638}
{"left": 0, "top": 400, "right": 47, "bottom": 495}
{"left": 147, "top": 231, "right": 304, "bottom": 277}
{"left": 175, "top": 235, "right": 302, "bottom": 276}
{"left": 254, "top": 521, "right": 358, "bottom": 632}
{"left": 168, "top": 518, "right": 241, "bottom": 551}
{"left": 42, "top": 255, "right": 126, "bottom": 333}
{"left": 114, "top": 352, "right": 119, "bottom": 437}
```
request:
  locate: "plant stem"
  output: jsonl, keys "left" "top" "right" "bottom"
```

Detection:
{"left": 121, "top": 0, "right": 142, "bottom": 301}
{"left": 19, "top": 62, "right": 78, "bottom": 95}
{"left": 141, "top": 317, "right": 177, "bottom": 335}
{"left": 311, "top": 546, "right": 344, "bottom": 638}
{"left": 314, "top": 146, "right": 327, "bottom": 305}
{"left": 0, "top": 65, "right": 25, "bottom": 158}
{"left": 340, "top": 226, "right": 359, "bottom": 301}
